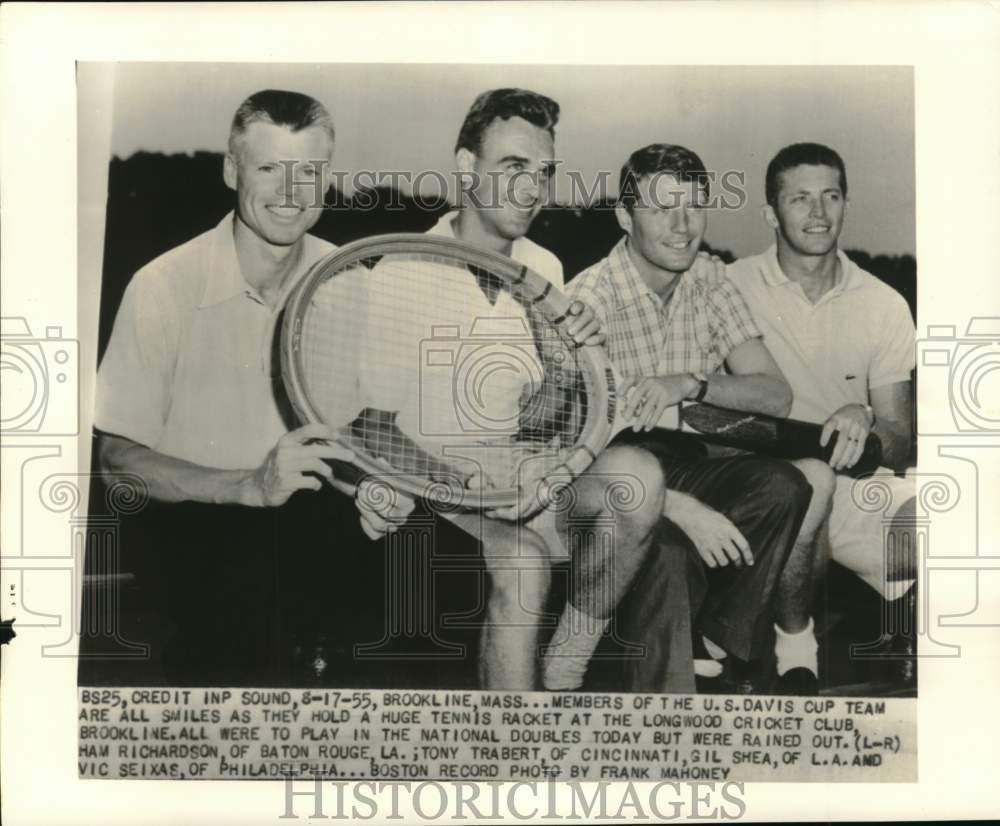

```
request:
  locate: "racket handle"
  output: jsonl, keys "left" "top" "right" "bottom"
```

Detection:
{"left": 820, "top": 430, "right": 884, "bottom": 476}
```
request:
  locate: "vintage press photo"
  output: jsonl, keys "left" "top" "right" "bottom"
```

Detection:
{"left": 71, "top": 61, "right": 917, "bottom": 783}
{"left": 3, "top": 3, "right": 1000, "bottom": 822}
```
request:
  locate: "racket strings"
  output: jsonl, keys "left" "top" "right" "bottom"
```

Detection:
{"left": 294, "top": 249, "right": 589, "bottom": 495}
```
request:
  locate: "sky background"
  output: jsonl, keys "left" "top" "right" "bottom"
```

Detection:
{"left": 104, "top": 62, "right": 915, "bottom": 259}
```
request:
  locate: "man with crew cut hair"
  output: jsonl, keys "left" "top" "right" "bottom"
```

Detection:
{"left": 369, "top": 87, "right": 671, "bottom": 691}
{"left": 91, "top": 89, "right": 402, "bottom": 685}
{"left": 568, "top": 143, "right": 832, "bottom": 694}
{"left": 728, "top": 142, "right": 917, "bottom": 679}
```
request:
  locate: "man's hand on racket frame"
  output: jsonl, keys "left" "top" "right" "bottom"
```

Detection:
{"left": 482, "top": 476, "right": 554, "bottom": 523}
{"left": 243, "top": 423, "right": 355, "bottom": 507}
{"left": 619, "top": 373, "right": 699, "bottom": 432}
{"left": 355, "top": 476, "right": 417, "bottom": 540}
{"left": 467, "top": 454, "right": 554, "bottom": 523}
{"left": 562, "top": 300, "right": 605, "bottom": 347}
{"left": 687, "top": 251, "right": 728, "bottom": 285}
{"left": 663, "top": 490, "right": 754, "bottom": 569}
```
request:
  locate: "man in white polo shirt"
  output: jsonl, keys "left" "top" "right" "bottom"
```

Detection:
{"left": 728, "top": 142, "right": 916, "bottom": 674}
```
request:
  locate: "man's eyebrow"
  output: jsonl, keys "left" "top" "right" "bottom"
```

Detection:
{"left": 498, "top": 154, "right": 531, "bottom": 166}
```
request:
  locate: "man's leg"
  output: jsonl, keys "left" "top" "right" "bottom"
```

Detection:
{"left": 543, "top": 445, "right": 666, "bottom": 690}
{"left": 474, "top": 518, "right": 552, "bottom": 691}
{"left": 783, "top": 460, "right": 835, "bottom": 630}
{"left": 753, "top": 458, "right": 837, "bottom": 690}
{"left": 826, "top": 472, "right": 917, "bottom": 683}
{"left": 664, "top": 456, "right": 813, "bottom": 667}
{"left": 828, "top": 472, "right": 916, "bottom": 597}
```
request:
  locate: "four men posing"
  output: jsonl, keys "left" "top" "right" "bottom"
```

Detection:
{"left": 94, "top": 85, "right": 915, "bottom": 693}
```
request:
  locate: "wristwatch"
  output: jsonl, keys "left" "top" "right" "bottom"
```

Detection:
{"left": 688, "top": 372, "right": 709, "bottom": 402}
{"left": 862, "top": 403, "right": 876, "bottom": 428}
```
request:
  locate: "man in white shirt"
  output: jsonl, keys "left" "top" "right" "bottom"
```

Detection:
{"left": 94, "top": 90, "right": 397, "bottom": 683}
{"left": 728, "top": 142, "right": 916, "bottom": 675}
{"left": 366, "top": 88, "right": 669, "bottom": 692}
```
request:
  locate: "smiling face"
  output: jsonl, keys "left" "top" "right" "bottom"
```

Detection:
{"left": 457, "top": 115, "right": 556, "bottom": 243}
{"left": 765, "top": 163, "right": 846, "bottom": 257}
{"left": 224, "top": 121, "right": 334, "bottom": 247}
{"left": 616, "top": 173, "right": 708, "bottom": 279}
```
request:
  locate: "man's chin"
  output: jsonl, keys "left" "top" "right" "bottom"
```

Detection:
{"left": 265, "top": 218, "right": 319, "bottom": 247}
{"left": 659, "top": 252, "right": 699, "bottom": 274}
{"left": 796, "top": 239, "right": 838, "bottom": 257}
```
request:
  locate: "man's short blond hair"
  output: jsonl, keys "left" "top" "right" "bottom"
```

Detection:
{"left": 228, "top": 89, "right": 335, "bottom": 159}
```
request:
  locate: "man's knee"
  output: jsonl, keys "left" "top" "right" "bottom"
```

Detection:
{"left": 736, "top": 457, "right": 813, "bottom": 515}
{"left": 593, "top": 445, "right": 665, "bottom": 526}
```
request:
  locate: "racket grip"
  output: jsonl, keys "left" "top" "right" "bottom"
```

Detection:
{"left": 822, "top": 431, "right": 884, "bottom": 477}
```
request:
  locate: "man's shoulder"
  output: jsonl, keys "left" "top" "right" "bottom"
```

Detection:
{"left": 725, "top": 251, "right": 769, "bottom": 288}
{"left": 303, "top": 231, "right": 336, "bottom": 263}
{"left": 516, "top": 236, "right": 563, "bottom": 284}
{"left": 128, "top": 224, "right": 219, "bottom": 303}
{"left": 567, "top": 253, "right": 614, "bottom": 293}
{"left": 843, "top": 256, "right": 909, "bottom": 307}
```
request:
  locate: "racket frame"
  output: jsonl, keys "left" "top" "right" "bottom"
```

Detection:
{"left": 280, "top": 233, "right": 617, "bottom": 509}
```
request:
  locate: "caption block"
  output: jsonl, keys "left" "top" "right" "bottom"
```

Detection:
{"left": 78, "top": 688, "right": 915, "bottom": 782}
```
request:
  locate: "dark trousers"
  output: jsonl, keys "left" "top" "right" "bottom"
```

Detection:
{"left": 614, "top": 431, "right": 812, "bottom": 667}
{"left": 79, "top": 487, "right": 485, "bottom": 688}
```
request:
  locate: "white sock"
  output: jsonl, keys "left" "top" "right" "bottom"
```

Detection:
{"left": 542, "top": 603, "right": 609, "bottom": 691}
{"left": 703, "top": 636, "right": 728, "bottom": 660}
{"left": 884, "top": 578, "right": 916, "bottom": 602}
{"left": 694, "top": 636, "right": 727, "bottom": 678}
{"left": 774, "top": 617, "right": 818, "bottom": 677}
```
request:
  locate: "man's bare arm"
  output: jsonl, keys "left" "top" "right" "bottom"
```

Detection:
{"left": 712, "top": 337, "right": 793, "bottom": 417}
{"left": 97, "top": 427, "right": 355, "bottom": 507}
{"left": 869, "top": 380, "right": 914, "bottom": 471}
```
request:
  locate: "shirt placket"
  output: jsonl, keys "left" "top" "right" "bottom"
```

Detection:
{"left": 787, "top": 282, "right": 827, "bottom": 366}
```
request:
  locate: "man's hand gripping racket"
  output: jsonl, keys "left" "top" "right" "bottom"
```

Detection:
{"left": 279, "top": 234, "right": 616, "bottom": 533}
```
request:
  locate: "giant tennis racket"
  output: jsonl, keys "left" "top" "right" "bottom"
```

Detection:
{"left": 678, "top": 402, "right": 884, "bottom": 477}
{"left": 280, "top": 234, "right": 618, "bottom": 511}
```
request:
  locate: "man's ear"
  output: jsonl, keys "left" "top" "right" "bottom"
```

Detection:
{"left": 761, "top": 204, "right": 779, "bottom": 231}
{"left": 615, "top": 202, "right": 633, "bottom": 236}
{"left": 456, "top": 148, "right": 476, "bottom": 175}
{"left": 223, "top": 153, "right": 238, "bottom": 192}
{"left": 321, "top": 155, "right": 336, "bottom": 196}
{"left": 455, "top": 148, "right": 478, "bottom": 197}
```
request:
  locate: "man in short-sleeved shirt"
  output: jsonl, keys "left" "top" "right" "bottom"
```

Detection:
{"left": 91, "top": 90, "right": 386, "bottom": 685}
{"left": 568, "top": 144, "right": 827, "bottom": 694}
{"left": 428, "top": 209, "right": 564, "bottom": 288}
{"left": 351, "top": 88, "right": 666, "bottom": 693}
{"left": 728, "top": 245, "right": 914, "bottom": 426}
{"left": 97, "top": 211, "right": 334, "bottom": 469}
{"left": 728, "top": 142, "right": 916, "bottom": 608}
{"left": 570, "top": 233, "right": 760, "bottom": 381}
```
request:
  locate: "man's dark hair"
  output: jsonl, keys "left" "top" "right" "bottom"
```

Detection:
{"left": 228, "top": 89, "right": 335, "bottom": 157}
{"left": 765, "top": 142, "right": 848, "bottom": 206}
{"left": 618, "top": 144, "right": 709, "bottom": 212}
{"left": 454, "top": 88, "right": 560, "bottom": 155}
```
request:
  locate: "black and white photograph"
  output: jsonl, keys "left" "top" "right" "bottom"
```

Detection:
{"left": 2, "top": 2, "right": 999, "bottom": 821}
{"left": 71, "top": 60, "right": 918, "bottom": 780}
